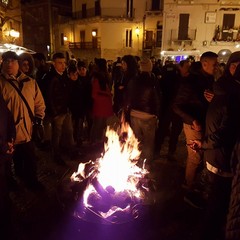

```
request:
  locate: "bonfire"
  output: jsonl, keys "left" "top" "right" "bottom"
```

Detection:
{"left": 69, "top": 121, "right": 151, "bottom": 224}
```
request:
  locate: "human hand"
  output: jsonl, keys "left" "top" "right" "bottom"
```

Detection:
{"left": 187, "top": 139, "right": 202, "bottom": 152}
{"left": 32, "top": 118, "right": 44, "bottom": 144}
{"left": 192, "top": 120, "right": 202, "bottom": 132}
{"left": 6, "top": 139, "right": 14, "bottom": 154}
{"left": 204, "top": 89, "right": 214, "bottom": 102}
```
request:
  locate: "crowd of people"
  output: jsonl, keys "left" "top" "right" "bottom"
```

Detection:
{"left": 0, "top": 49, "right": 240, "bottom": 240}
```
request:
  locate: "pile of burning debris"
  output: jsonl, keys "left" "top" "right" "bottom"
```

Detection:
{"left": 58, "top": 122, "right": 155, "bottom": 224}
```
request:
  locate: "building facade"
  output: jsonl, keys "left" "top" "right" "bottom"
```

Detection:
{"left": 21, "top": 0, "right": 71, "bottom": 59}
{"left": 60, "top": 0, "right": 164, "bottom": 62}
{"left": 163, "top": 0, "right": 240, "bottom": 62}
{"left": 0, "top": 0, "right": 22, "bottom": 46}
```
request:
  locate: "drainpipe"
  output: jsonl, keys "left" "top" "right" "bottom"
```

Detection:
{"left": 142, "top": 14, "right": 146, "bottom": 54}
{"left": 48, "top": 0, "right": 53, "bottom": 58}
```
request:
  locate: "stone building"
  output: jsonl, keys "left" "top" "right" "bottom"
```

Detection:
{"left": 0, "top": 0, "right": 22, "bottom": 46}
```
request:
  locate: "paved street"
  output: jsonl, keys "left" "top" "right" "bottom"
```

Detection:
{"left": 8, "top": 133, "right": 204, "bottom": 240}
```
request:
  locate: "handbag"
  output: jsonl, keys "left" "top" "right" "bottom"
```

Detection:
{"left": 7, "top": 78, "right": 44, "bottom": 143}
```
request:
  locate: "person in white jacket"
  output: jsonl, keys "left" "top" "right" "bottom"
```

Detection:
{"left": 0, "top": 51, "right": 46, "bottom": 191}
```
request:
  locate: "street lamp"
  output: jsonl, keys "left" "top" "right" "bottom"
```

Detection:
{"left": 92, "top": 30, "right": 97, "bottom": 37}
{"left": 135, "top": 27, "right": 140, "bottom": 37}
{"left": 4, "top": 29, "right": 20, "bottom": 43}
{"left": 92, "top": 30, "right": 97, "bottom": 48}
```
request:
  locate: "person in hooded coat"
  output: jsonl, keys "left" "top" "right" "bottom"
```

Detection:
{"left": 192, "top": 51, "right": 240, "bottom": 240}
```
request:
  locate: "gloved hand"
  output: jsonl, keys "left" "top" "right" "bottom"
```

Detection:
{"left": 32, "top": 117, "right": 44, "bottom": 144}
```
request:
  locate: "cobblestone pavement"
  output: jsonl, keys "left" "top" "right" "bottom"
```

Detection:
{"left": 7, "top": 133, "right": 204, "bottom": 240}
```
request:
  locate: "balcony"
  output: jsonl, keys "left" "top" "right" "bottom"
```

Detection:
{"left": 213, "top": 28, "right": 240, "bottom": 42}
{"left": 69, "top": 41, "right": 101, "bottom": 50}
{"left": 170, "top": 29, "right": 197, "bottom": 46}
{"left": 143, "top": 40, "right": 162, "bottom": 49}
{"left": 73, "top": 7, "right": 135, "bottom": 19}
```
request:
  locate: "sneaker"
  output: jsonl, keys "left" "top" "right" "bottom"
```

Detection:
{"left": 184, "top": 191, "right": 206, "bottom": 209}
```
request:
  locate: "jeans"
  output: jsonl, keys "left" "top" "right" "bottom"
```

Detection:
{"left": 130, "top": 116, "right": 157, "bottom": 163}
{"left": 0, "top": 158, "right": 11, "bottom": 236}
{"left": 183, "top": 123, "right": 203, "bottom": 188}
{"left": 90, "top": 117, "right": 107, "bottom": 143}
{"left": 199, "top": 171, "right": 232, "bottom": 240}
{"left": 51, "top": 112, "right": 75, "bottom": 157}
{"left": 13, "top": 141, "right": 38, "bottom": 183}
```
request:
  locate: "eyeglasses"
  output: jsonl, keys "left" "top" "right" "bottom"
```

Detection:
{"left": 3, "top": 59, "right": 18, "bottom": 64}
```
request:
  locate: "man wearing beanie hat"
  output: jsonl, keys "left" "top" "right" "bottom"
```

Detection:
{"left": 140, "top": 58, "right": 153, "bottom": 73}
{"left": 126, "top": 57, "right": 160, "bottom": 168}
{"left": 0, "top": 51, "right": 46, "bottom": 191}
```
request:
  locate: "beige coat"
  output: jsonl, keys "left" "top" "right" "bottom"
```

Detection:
{"left": 0, "top": 72, "right": 45, "bottom": 144}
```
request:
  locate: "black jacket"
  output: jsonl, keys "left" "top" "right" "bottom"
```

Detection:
{"left": 68, "top": 75, "right": 92, "bottom": 118}
{"left": 0, "top": 94, "right": 16, "bottom": 155}
{"left": 41, "top": 67, "right": 71, "bottom": 117}
{"left": 128, "top": 72, "right": 161, "bottom": 117}
{"left": 202, "top": 76, "right": 240, "bottom": 172}
{"left": 226, "top": 139, "right": 240, "bottom": 240}
{"left": 172, "top": 70, "right": 214, "bottom": 127}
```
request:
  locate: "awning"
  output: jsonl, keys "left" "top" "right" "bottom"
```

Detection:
{"left": 160, "top": 50, "right": 201, "bottom": 63}
{"left": 0, "top": 43, "right": 36, "bottom": 55}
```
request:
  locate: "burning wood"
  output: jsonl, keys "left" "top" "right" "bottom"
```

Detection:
{"left": 70, "top": 122, "right": 151, "bottom": 224}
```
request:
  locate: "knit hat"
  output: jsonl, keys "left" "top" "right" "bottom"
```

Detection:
{"left": 77, "top": 60, "right": 86, "bottom": 68}
{"left": 140, "top": 58, "right": 153, "bottom": 72}
{"left": 2, "top": 51, "right": 19, "bottom": 61}
{"left": 226, "top": 51, "right": 240, "bottom": 67}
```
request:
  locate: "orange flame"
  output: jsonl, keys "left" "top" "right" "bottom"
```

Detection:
{"left": 71, "top": 122, "right": 149, "bottom": 217}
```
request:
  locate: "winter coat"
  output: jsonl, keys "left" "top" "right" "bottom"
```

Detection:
{"left": 42, "top": 67, "right": 71, "bottom": 117}
{"left": 0, "top": 72, "right": 45, "bottom": 144}
{"left": 202, "top": 77, "right": 239, "bottom": 172}
{"left": 69, "top": 75, "right": 92, "bottom": 118}
{"left": 0, "top": 94, "right": 16, "bottom": 155}
{"left": 172, "top": 70, "right": 214, "bottom": 127}
{"left": 128, "top": 72, "right": 161, "bottom": 117}
{"left": 91, "top": 76, "right": 113, "bottom": 118}
{"left": 226, "top": 140, "right": 240, "bottom": 240}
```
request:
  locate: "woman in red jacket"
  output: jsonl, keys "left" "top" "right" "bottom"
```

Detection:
{"left": 90, "top": 58, "right": 113, "bottom": 145}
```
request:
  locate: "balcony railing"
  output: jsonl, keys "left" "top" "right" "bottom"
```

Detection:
{"left": 69, "top": 41, "right": 101, "bottom": 49}
{"left": 73, "top": 7, "right": 135, "bottom": 19}
{"left": 170, "top": 29, "right": 197, "bottom": 45}
{"left": 143, "top": 40, "right": 162, "bottom": 49}
{"left": 213, "top": 28, "right": 240, "bottom": 42}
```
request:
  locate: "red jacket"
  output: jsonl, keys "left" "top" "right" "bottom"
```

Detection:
{"left": 91, "top": 77, "right": 113, "bottom": 118}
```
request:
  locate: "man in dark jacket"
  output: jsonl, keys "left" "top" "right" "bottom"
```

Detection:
{"left": 192, "top": 51, "right": 240, "bottom": 240}
{"left": 68, "top": 61, "right": 92, "bottom": 147}
{"left": 173, "top": 51, "right": 218, "bottom": 205}
{"left": 226, "top": 62, "right": 240, "bottom": 240}
{"left": 128, "top": 58, "right": 161, "bottom": 167}
{"left": 42, "top": 52, "right": 77, "bottom": 165}
{"left": 0, "top": 94, "right": 16, "bottom": 237}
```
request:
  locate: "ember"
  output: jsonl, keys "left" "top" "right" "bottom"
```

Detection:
{"left": 70, "top": 122, "right": 152, "bottom": 224}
